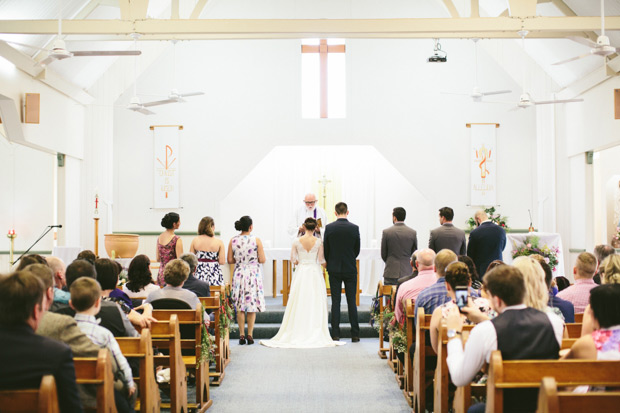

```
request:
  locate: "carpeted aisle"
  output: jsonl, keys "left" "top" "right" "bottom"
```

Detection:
{"left": 209, "top": 338, "right": 411, "bottom": 412}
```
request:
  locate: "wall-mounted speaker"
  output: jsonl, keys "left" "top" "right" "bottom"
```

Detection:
{"left": 24, "top": 93, "right": 40, "bottom": 124}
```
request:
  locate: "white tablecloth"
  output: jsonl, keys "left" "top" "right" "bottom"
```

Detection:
{"left": 503, "top": 232, "right": 565, "bottom": 277}
{"left": 51, "top": 247, "right": 83, "bottom": 265}
{"left": 264, "top": 248, "right": 384, "bottom": 295}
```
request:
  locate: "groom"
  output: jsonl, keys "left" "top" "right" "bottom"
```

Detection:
{"left": 324, "top": 202, "right": 361, "bottom": 342}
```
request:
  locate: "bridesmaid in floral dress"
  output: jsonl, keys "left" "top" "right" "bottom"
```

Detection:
{"left": 227, "top": 216, "right": 266, "bottom": 345}
{"left": 190, "top": 216, "right": 226, "bottom": 286}
{"left": 156, "top": 212, "right": 183, "bottom": 286}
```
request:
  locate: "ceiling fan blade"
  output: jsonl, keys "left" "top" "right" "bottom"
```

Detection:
{"left": 40, "top": 55, "right": 56, "bottom": 66}
{"left": 440, "top": 92, "right": 470, "bottom": 96}
{"left": 480, "top": 90, "right": 512, "bottom": 96}
{"left": 142, "top": 98, "right": 178, "bottom": 107}
{"left": 72, "top": 50, "right": 141, "bottom": 57}
{"left": 552, "top": 53, "right": 592, "bottom": 66}
{"left": 534, "top": 98, "right": 584, "bottom": 105}
{"left": 137, "top": 107, "right": 155, "bottom": 115}
{"left": 567, "top": 36, "right": 599, "bottom": 49}
{"left": 177, "top": 92, "right": 204, "bottom": 97}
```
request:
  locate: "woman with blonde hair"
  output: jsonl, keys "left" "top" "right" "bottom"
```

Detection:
{"left": 190, "top": 216, "right": 226, "bottom": 286}
{"left": 512, "top": 256, "right": 549, "bottom": 311}
{"left": 602, "top": 255, "right": 620, "bottom": 285}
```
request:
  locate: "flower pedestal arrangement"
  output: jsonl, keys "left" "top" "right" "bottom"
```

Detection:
{"left": 612, "top": 227, "right": 620, "bottom": 249}
{"left": 467, "top": 206, "right": 509, "bottom": 231}
{"left": 512, "top": 235, "right": 560, "bottom": 273}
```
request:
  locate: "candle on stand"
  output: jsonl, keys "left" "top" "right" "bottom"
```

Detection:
{"left": 94, "top": 188, "right": 100, "bottom": 217}
{"left": 7, "top": 229, "right": 17, "bottom": 265}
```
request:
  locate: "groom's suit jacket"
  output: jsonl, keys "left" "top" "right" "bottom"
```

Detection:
{"left": 324, "top": 218, "right": 361, "bottom": 275}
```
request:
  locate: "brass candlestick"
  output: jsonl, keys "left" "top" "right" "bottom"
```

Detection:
{"left": 7, "top": 230, "right": 17, "bottom": 265}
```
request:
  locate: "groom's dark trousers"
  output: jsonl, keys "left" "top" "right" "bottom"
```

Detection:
{"left": 324, "top": 217, "right": 361, "bottom": 338}
{"left": 329, "top": 272, "right": 359, "bottom": 338}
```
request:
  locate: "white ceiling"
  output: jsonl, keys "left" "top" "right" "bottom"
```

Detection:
{"left": 0, "top": 0, "right": 618, "bottom": 92}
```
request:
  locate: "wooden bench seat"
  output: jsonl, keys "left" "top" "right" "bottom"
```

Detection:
{"left": 0, "top": 375, "right": 59, "bottom": 413}
{"left": 413, "top": 309, "right": 435, "bottom": 413}
{"left": 376, "top": 281, "right": 395, "bottom": 359}
{"left": 402, "top": 298, "right": 415, "bottom": 406}
{"left": 565, "top": 323, "right": 582, "bottom": 339}
{"left": 199, "top": 293, "right": 226, "bottom": 386}
{"left": 116, "top": 328, "right": 160, "bottom": 413}
{"left": 73, "top": 349, "right": 116, "bottom": 413}
{"left": 537, "top": 376, "right": 620, "bottom": 413}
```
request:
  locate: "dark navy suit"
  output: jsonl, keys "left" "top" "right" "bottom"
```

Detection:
{"left": 324, "top": 217, "right": 361, "bottom": 338}
{"left": 466, "top": 221, "right": 506, "bottom": 276}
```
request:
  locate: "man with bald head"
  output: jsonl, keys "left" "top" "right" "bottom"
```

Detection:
{"left": 394, "top": 249, "right": 437, "bottom": 326}
{"left": 288, "top": 192, "right": 328, "bottom": 239}
{"left": 467, "top": 210, "right": 507, "bottom": 275}
{"left": 46, "top": 256, "right": 71, "bottom": 305}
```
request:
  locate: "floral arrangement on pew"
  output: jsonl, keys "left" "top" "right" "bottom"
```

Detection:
{"left": 219, "top": 286, "right": 237, "bottom": 337}
{"left": 370, "top": 288, "right": 394, "bottom": 332}
{"left": 511, "top": 235, "right": 560, "bottom": 272}
{"left": 200, "top": 313, "right": 216, "bottom": 365}
{"left": 466, "top": 206, "right": 509, "bottom": 231}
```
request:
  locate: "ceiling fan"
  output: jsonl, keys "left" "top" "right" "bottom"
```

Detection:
{"left": 136, "top": 40, "right": 205, "bottom": 108}
{"left": 442, "top": 39, "right": 512, "bottom": 102}
{"left": 126, "top": 35, "right": 155, "bottom": 115}
{"left": 489, "top": 31, "right": 583, "bottom": 109}
{"left": 552, "top": 0, "right": 618, "bottom": 66}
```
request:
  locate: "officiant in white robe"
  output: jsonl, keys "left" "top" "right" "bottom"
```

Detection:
{"left": 288, "top": 193, "right": 328, "bottom": 240}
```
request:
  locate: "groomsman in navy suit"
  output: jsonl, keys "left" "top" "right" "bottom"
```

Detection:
{"left": 467, "top": 210, "right": 507, "bottom": 275}
{"left": 324, "top": 202, "right": 361, "bottom": 342}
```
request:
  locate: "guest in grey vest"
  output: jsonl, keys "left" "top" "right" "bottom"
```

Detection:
{"left": 381, "top": 207, "right": 418, "bottom": 286}
{"left": 428, "top": 206, "right": 466, "bottom": 255}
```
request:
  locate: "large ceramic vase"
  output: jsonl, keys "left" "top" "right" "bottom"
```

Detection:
{"left": 104, "top": 234, "right": 139, "bottom": 258}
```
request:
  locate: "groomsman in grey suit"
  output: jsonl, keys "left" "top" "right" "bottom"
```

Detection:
{"left": 429, "top": 206, "right": 467, "bottom": 255}
{"left": 381, "top": 207, "right": 418, "bottom": 286}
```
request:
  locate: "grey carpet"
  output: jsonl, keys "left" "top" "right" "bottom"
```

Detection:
{"left": 209, "top": 338, "right": 411, "bottom": 412}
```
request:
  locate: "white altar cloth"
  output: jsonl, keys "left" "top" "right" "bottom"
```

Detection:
{"left": 264, "top": 248, "right": 384, "bottom": 296}
{"left": 503, "top": 232, "right": 565, "bottom": 277}
{"left": 52, "top": 246, "right": 83, "bottom": 265}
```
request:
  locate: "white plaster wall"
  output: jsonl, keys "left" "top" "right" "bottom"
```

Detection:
{"left": 112, "top": 38, "right": 537, "bottom": 247}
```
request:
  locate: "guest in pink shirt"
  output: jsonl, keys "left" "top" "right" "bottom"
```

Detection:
{"left": 394, "top": 249, "right": 437, "bottom": 325}
{"left": 557, "top": 252, "right": 598, "bottom": 313}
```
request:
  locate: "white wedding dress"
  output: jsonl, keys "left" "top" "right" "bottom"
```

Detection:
{"left": 261, "top": 238, "right": 345, "bottom": 348}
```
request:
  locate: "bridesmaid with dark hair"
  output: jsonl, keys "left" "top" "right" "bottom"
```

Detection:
{"left": 157, "top": 212, "right": 183, "bottom": 286}
{"left": 228, "top": 216, "right": 266, "bottom": 345}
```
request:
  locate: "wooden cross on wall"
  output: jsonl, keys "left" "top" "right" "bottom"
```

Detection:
{"left": 301, "top": 39, "right": 346, "bottom": 118}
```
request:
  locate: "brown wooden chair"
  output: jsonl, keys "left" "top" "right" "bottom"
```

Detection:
{"left": 537, "top": 376, "right": 620, "bottom": 413}
{"left": 0, "top": 375, "right": 59, "bottom": 413}
{"left": 152, "top": 307, "right": 213, "bottom": 412}
{"left": 565, "top": 323, "right": 582, "bottom": 338}
{"left": 486, "top": 350, "right": 620, "bottom": 413}
{"left": 151, "top": 315, "right": 189, "bottom": 413}
{"left": 413, "top": 308, "right": 435, "bottom": 413}
{"left": 402, "top": 298, "right": 415, "bottom": 407}
{"left": 116, "top": 328, "right": 160, "bottom": 413}
{"left": 74, "top": 349, "right": 117, "bottom": 413}
{"left": 377, "top": 280, "right": 395, "bottom": 359}
{"left": 199, "top": 293, "right": 226, "bottom": 386}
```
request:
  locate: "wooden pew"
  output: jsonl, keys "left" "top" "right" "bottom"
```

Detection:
{"left": 413, "top": 309, "right": 435, "bottom": 413}
{"left": 537, "top": 376, "right": 620, "bottom": 413}
{"left": 486, "top": 350, "right": 620, "bottom": 413}
{"left": 402, "top": 299, "right": 415, "bottom": 407}
{"left": 574, "top": 313, "right": 583, "bottom": 323}
{"left": 377, "top": 281, "right": 395, "bottom": 359}
{"left": 151, "top": 315, "right": 188, "bottom": 413}
{"left": 210, "top": 284, "right": 231, "bottom": 367}
{"left": 199, "top": 293, "right": 226, "bottom": 386}
{"left": 434, "top": 321, "right": 475, "bottom": 413}
{"left": 74, "top": 349, "right": 117, "bottom": 413}
{"left": 565, "top": 323, "right": 582, "bottom": 338}
{"left": 453, "top": 338, "right": 580, "bottom": 413}
{"left": 152, "top": 307, "right": 213, "bottom": 412}
{"left": 0, "top": 375, "right": 60, "bottom": 413}
{"left": 116, "top": 328, "right": 160, "bottom": 413}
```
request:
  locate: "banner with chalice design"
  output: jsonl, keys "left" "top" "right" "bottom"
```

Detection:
{"left": 470, "top": 124, "right": 496, "bottom": 206}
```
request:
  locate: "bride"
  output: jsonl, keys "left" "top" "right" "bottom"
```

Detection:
{"left": 261, "top": 218, "right": 345, "bottom": 348}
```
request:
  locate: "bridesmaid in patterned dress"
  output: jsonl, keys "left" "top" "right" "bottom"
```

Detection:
{"left": 227, "top": 216, "right": 266, "bottom": 345}
{"left": 156, "top": 212, "right": 183, "bottom": 286}
{"left": 190, "top": 216, "right": 226, "bottom": 286}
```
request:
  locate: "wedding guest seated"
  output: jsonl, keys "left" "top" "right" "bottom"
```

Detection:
{"left": 430, "top": 262, "right": 493, "bottom": 353}
{"left": 484, "top": 259, "right": 505, "bottom": 274}
{"left": 458, "top": 255, "right": 482, "bottom": 290}
{"left": 446, "top": 265, "right": 563, "bottom": 413}
{"left": 46, "top": 256, "right": 71, "bottom": 305}
{"left": 593, "top": 244, "right": 616, "bottom": 284}
{"left": 555, "top": 275, "right": 570, "bottom": 291}
{"left": 145, "top": 259, "right": 201, "bottom": 310}
{"left": 396, "top": 251, "right": 418, "bottom": 292}
{"left": 77, "top": 250, "right": 97, "bottom": 265}
{"left": 601, "top": 255, "right": 620, "bottom": 285}
{"left": 530, "top": 255, "right": 574, "bottom": 323}
{"left": 179, "top": 253, "right": 211, "bottom": 298}
{"left": 557, "top": 252, "right": 598, "bottom": 313}
{"left": 563, "top": 284, "right": 620, "bottom": 360}
{"left": 0, "top": 271, "right": 83, "bottom": 413}
{"left": 96, "top": 258, "right": 133, "bottom": 310}
{"left": 394, "top": 248, "right": 436, "bottom": 326}
{"left": 53, "top": 260, "right": 138, "bottom": 337}
{"left": 121, "top": 255, "right": 160, "bottom": 303}
{"left": 71, "top": 277, "right": 136, "bottom": 412}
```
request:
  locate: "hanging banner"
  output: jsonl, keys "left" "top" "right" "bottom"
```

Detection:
{"left": 153, "top": 126, "right": 180, "bottom": 208}
{"left": 470, "top": 124, "right": 496, "bottom": 206}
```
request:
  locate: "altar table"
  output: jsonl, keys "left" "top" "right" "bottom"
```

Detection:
{"left": 503, "top": 232, "right": 565, "bottom": 277}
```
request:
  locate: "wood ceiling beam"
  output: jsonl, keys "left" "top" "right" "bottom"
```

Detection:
{"left": 471, "top": 0, "right": 479, "bottom": 18}
{"left": 171, "top": 0, "right": 179, "bottom": 19}
{"left": 508, "top": 0, "right": 538, "bottom": 17}
{"left": 0, "top": 17, "right": 619, "bottom": 38}
{"left": 190, "top": 0, "right": 209, "bottom": 19}
{"left": 118, "top": 0, "right": 149, "bottom": 20}
{"left": 441, "top": 0, "right": 460, "bottom": 18}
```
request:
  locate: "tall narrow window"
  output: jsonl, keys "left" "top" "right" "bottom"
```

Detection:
{"left": 301, "top": 39, "right": 346, "bottom": 119}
